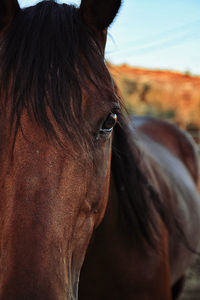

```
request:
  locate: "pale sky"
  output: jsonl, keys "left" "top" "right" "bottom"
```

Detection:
{"left": 19, "top": 0, "right": 200, "bottom": 75}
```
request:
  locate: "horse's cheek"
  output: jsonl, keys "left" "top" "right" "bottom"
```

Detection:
{"left": 92, "top": 139, "right": 112, "bottom": 227}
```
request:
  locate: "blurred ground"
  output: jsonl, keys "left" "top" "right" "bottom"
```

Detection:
{"left": 180, "top": 256, "right": 200, "bottom": 300}
{"left": 108, "top": 63, "right": 200, "bottom": 129}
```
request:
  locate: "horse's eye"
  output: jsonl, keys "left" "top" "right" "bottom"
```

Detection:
{"left": 100, "top": 113, "right": 118, "bottom": 135}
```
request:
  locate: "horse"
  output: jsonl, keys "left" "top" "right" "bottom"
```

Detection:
{"left": 0, "top": 1, "right": 200, "bottom": 300}
{"left": 79, "top": 114, "right": 200, "bottom": 300}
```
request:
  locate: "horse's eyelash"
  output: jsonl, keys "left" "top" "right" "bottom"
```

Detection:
{"left": 111, "top": 104, "right": 120, "bottom": 114}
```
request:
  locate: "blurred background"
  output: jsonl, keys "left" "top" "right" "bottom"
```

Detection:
{"left": 20, "top": 0, "right": 200, "bottom": 147}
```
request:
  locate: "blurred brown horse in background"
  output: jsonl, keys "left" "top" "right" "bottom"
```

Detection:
{"left": 0, "top": 1, "right": 200, "bottom": 300}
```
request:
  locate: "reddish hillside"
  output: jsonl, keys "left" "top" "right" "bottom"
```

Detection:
{"left": 108, "top": 63, "right": 200, "bottom": 128}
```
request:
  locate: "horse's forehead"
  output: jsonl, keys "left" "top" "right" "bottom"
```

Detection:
{"left": 81, "top": 84, "right": 109, "bottom": 110}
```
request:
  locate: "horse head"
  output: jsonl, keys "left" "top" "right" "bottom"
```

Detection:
{"left": 0, "top": 0, "right": 121, "bottom": 299}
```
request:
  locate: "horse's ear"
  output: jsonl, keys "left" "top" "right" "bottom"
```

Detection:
{"left": 0, "top": 0, "right": 20, "bottom": 31}
{"left": 80, "top": 0, "right": 121, "bottom": 31}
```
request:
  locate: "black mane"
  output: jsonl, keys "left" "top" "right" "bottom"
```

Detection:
{"left": 0, "top": 0, "right": 114, "bottom": 147}
{"left": 112, "top": 116, "right": 193, "bottom": 250}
